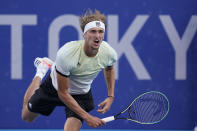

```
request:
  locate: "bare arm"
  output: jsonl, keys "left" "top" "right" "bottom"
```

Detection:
{"left": 97, "top": 66, "right": 115, "bottom": 114}
{"left": 56, "top": 72, "right": 105, "bottom": 127}
{"left": 104, "top": 66, "right": 115, "bottom": 97}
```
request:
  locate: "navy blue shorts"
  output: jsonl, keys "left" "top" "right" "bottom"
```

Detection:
{"left": 28, "top": 75, "right": 95, "bottom": 122}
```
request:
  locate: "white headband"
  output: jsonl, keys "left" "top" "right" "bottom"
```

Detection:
{"left": 83, "top": 21, "right": 105, "bottom": 34}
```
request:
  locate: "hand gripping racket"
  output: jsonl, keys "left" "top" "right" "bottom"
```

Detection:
{"left": 102, "top": 91, "right": 169, "bottom": 124}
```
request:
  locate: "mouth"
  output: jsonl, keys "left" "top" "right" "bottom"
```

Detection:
{"left": 94, "top": 39, "right": 100, "bottom": 44}
{"left": 91, "top": 40, "right": 100, "bottom": 49}
{"left": 93, "top": 39, "right": 100, "bottom": 47}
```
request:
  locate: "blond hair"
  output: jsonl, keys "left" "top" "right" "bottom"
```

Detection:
{"left": 79, "top": 9, "right": 106, "bottom": 32}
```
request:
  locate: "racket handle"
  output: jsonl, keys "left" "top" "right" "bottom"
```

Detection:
{"left": 102, "top": 116, "right": 115, "bottom": 122}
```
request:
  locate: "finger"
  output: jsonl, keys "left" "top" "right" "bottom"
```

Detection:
{"left": 98, "top": 101, "right": 106, "bottom": 107}
{"left": 96, "top": 120, "right": 103, "bottom": 127}
{"left": 97, "top": 108, "right": 107, "bottom": 114}
{"left": 102, "top": 106, "right": 110, "bottom": 113}
{"left": 97, "top": 109, "right": 105, "bottom": 114}
{"left": 97, "top": 108, "right": 103, "bottom": 113}
{"left": 98, "top": 120, "right": 105, "bottom": 126}
{"left": 92, "top": 122, "right": 99, "bottom": 128}
{"left": 101, "top": 119, "right": 106, "bottom": 125}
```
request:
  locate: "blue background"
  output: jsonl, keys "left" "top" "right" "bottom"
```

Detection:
{"left": 0, "top": 0, "right": 197, "bottom": 130}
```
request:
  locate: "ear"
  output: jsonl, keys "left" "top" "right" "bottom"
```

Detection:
{"left": 83, "top": 33, "right": 87, "bottom": 39}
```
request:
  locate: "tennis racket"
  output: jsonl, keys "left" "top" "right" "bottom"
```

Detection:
{"left": 102, "top": 91, "right": 169, "bottom": 124}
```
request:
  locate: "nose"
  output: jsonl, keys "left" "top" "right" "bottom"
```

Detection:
{"left": 94, "top": 31, "right": 99, "bottom": 38}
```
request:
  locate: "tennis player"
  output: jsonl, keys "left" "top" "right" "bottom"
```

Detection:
{"left": 21, "top": 9, "right": 117, "bottom": 130}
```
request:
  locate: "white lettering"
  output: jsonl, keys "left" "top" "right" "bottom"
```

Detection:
{"left": 48, "top": 15, "right": 83, "bottom": 60}
{"left": 159, "top": 15, "right": 197, "bottom": 80}
{"left": 107, "top": 15, "right": 151, "bottom": 80}
{"left": 0, "top": 14, "right": 195, "bottom": 81}
{"left": 0, "top": 15, "right": 37, "bottom": 79}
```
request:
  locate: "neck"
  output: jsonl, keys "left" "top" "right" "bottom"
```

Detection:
{"left": 84, "top": 43, "right": 98, "bottom": 57}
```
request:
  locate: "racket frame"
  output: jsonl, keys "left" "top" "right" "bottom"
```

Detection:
{"left": 102, "top": 91, "right": 170, "bottom": 124}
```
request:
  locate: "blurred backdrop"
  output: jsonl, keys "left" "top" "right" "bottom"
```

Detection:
{"left": 0, "top": 0, "right": 197, "bottom": 130}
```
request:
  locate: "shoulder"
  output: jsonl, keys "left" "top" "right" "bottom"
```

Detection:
{"left": 56, "top": 40, "right": 83, "bottom": 69}
{"left": 57, "top": 40, "right": 82, "bottom": 55}
{"left": 57, "top": 40, "right": 83, "bottom": 60}
{"left": 100, "top": 41, "right": 116, "bottom": 52}
{"left": 100, "top": 41, "right": 118, "bottom": 60}
{"left": 98, "top": 41, "right": 118, "bottom": 67}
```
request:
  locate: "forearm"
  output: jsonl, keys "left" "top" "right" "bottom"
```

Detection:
{"left": 58, "top": 90, "right": 89, "bottom": 120}
{"left": 104, "top": 66, "right": 115, "bottom": 97}
{"left": 56, "top": 72, "right": 90, "bottom": 120}
{"left": 97, "top": 67, "right": 115, "bottom": 114}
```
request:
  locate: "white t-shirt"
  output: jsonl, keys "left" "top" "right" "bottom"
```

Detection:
{"left": 51, "top": 40, "right": 117, "bottom": 95}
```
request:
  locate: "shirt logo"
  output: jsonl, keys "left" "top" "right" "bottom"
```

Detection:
{"left": 77, "top": 62, "right": 81, "bottom": 66}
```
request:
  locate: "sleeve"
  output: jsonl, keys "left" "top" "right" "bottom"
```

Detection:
{"left": 55, "top": 46, "right": 72, "bottom": 77}
{"left": 107, "top": 48, "right": 118, "bottom": 67}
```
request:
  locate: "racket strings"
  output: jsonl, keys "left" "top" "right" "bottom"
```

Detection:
{"left": 131, "top": 92, "right": 169, "bottom": 124}
{"left": 143, "top": 93, "right": 159, "bottom": 122}
{"left": 128, "top": 107, "right": 133, "bottom": 119}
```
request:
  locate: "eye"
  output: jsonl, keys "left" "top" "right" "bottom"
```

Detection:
{"left": 90, "top": 30, "right": 97, "bottom": 33}
{"left": 99, "top": 30, "right": 104, "bottom": 34}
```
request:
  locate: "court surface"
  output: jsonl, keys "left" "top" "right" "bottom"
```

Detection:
{"left": 0, "top": 129, "right": 192, "bottom": 131}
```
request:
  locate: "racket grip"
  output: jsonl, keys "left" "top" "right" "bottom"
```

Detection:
{"left": 102, "top": 116, "right": 115, "bottom": 122}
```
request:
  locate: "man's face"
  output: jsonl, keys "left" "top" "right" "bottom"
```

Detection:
{"left": 84, "top": 27, "right": 105, "bottom": 50}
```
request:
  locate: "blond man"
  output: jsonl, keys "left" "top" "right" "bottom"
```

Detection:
{"left": 21, "top": 9, "right": 117, "bottom": 131}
